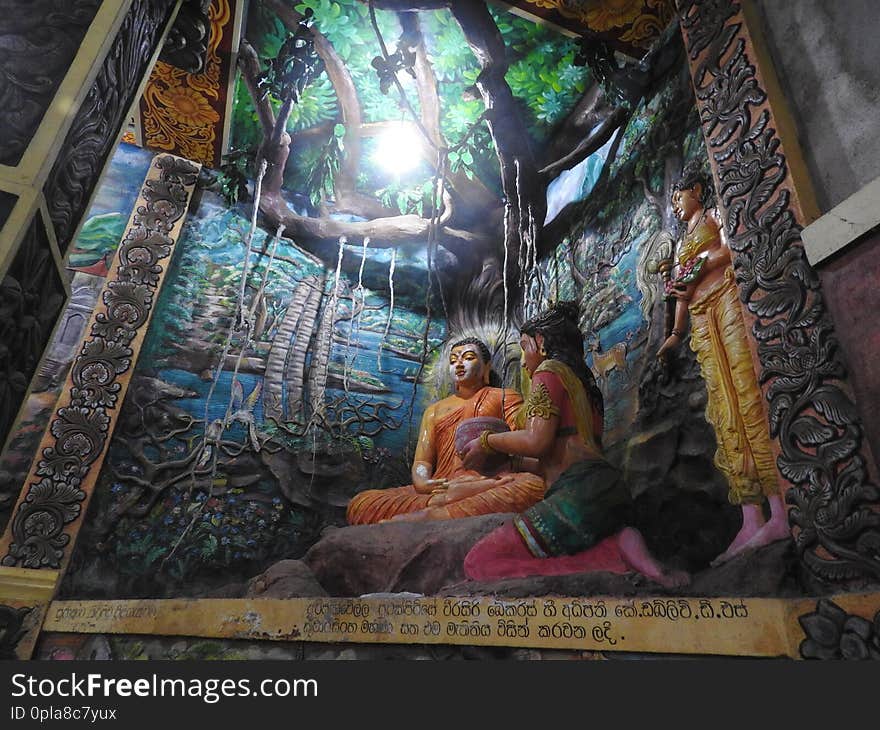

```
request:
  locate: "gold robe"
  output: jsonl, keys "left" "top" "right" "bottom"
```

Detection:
{"left": 688, "top": 267, "right": 779, "bottom": 504}
{"left": 346, "top": 387, "right": 545, "bottom": 524}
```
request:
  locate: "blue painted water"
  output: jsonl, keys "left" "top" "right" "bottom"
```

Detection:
{"left": 154, "top": 327, "right": 431, "bottom": 457}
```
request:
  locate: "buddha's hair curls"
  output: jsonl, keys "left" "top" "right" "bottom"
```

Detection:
{"left": 450, "top": 336, "right": 492, "bottom": 364}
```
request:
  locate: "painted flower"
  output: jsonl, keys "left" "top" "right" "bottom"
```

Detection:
{"left": 586, "top": 0, "right": 644, "bottom": 31}
{"left": 160, "top": 86, "right": 219, "bottom": 128}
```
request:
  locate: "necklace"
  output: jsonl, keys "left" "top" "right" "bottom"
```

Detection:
{"left": 686, "top": 208, "right": 706, "bottom": 236}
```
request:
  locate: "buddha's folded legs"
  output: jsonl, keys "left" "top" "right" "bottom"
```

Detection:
{"left": 346, "top": 484, "right": 432, "bottom": 525}
{"left": 346, "top": 473, "right": 545, "bottom": 525}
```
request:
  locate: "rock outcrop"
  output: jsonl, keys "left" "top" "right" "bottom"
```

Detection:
{"left": 236, "top": 514, "right": 803, "bottom": 600}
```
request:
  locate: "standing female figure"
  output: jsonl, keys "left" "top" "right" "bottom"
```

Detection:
{"left": 657, "top": 163, "right": 788, "bottom": 565}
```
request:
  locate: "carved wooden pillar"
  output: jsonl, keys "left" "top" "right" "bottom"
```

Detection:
{"left": 138, "top": 0, "right": 245, "bottom": 168}
{"left": 0, "top": 155, "right": 200, "bottom": 659}
{"left": 677, "top": 0, "right": 880, "bottom": 588}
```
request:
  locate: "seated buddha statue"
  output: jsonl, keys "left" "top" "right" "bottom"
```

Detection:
{"left": 345, "top": 337, "right": 545, "bottom": 524}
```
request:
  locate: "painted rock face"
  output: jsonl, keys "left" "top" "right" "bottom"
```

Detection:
{"left": 454, "top": 416, "right": 511, "bottom": 475}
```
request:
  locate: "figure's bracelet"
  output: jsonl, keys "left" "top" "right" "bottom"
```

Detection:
{"left": 479, "top": 429, "right": 499, "bottom": 454}
{"left": 671, "top": 328, "right": 685, "bottom": 337}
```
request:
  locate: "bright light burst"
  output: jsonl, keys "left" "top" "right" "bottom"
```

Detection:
{"left": 372, "top": 123, "right": 424, "bottom": 176}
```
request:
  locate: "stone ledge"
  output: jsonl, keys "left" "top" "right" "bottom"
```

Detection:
{"left": 802, "top": 175, "right": 880, "bottom": 265}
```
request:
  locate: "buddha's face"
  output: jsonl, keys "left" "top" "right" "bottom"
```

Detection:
{"left": 449, "top": 344, "right": 488, "bottom": 388}
{"left": 520, "top": 333, "right": 544, "bottom": 375}
{"left": 671, "top": 184, "right": 702, "bottom": 221}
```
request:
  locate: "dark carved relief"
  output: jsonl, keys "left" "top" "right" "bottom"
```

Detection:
{"left": 0, "top": 215, "right": 66, "bottom": 450}
{"left": 0, "top": 1, "right": 101, "bottom": 166}
{"left": 678, "top": 1, "right": 880, "bottom": 584}
{"left": 0, "top": 604, "right": 33, "bottom": 659}
{"left": 0, "top": 190, "right": 17, "bottom": 230}
{"left": 3, "top": 155, "right": 199, "bottom": 570}
{"left": 44, "top": 0, "right": 177, "bottom": 253}
{"left": 160, "top": 0, "right": 212, "bottom": 74}
{"left": 799, "top": 599, "right": 880, "bottom": 660}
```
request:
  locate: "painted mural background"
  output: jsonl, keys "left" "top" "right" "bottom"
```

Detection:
{"left": 57, "top": 0, "right": 602, "bottom": 600}
{"left": 52, "top": 4, "right": 790, "bottom": 602}
{"left": 60, "top": 184, "right": 447, "bottom": 598}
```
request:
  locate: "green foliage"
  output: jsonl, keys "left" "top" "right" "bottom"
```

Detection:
{"left": 306, "top": 123, "right": 345, "bottom": 207}
{"left": 285, "top": 75, "right": 338, "bottom": 132}
{"left": 229, "top": 78, "right": 264, "bottom": 156}
{"left": 421, "top": 10, "right": 474, "bottom": 82}
{"left": 216, "top": 148, "right": 252, "bottom": 206}
{"left": 284, "top": 141, "right": 328, "bottom": 196}
{"left": 68, "top": 213, "right": 126, "bottom": 268}
{"left": 247, "top": 3, "right": 288, "bottom": 58}
{"left": 447, "top": 146, "right": 475, "bottom": 179}
{"left": 505, "top": 48, "right": 588, "bottom": 137}
{"left": 375, "top": 178, "right": 435, "bottom": 216}
{"left": 237, "top": 0, "right": 590, "bottom": 208}
{"left": 295, "top": 0, "right": 380, "bottom": 59}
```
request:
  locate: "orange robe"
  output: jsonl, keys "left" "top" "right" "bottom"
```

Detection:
{"left": 346, "top": 387, "right": 545, "bottom": 524}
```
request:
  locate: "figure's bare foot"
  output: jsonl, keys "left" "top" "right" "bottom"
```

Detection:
{"left": 736, "top": 513, "right": 790, "bottom": 553}
{"left": 617, "top": 527, "right": 690, "bottom": 588}
{"left": 710, "top": 504, "right": 765, "bottom": 567}
{"left": 654, "top": 568, "right": 691, "bottom": 589}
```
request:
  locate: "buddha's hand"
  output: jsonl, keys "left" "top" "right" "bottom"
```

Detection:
{"left": 424, "top": 478, "right": 448, "bottom": 491}
{"left": 447, "top": 474, "right": 481, "bottom": 484}
{"left": 431, "top": 475, "right": 513, "bottom": 506}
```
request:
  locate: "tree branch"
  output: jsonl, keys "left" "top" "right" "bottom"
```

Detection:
{"left": 263, "top": 0, "right": 363, "bottom": 200}
{"left": 449, "top": 0, "right": 546, "bottom": 286}
{"left": 636, "top": 169, "right": 663, "bottom": 214}
{"left": 238, "top": 40, "right": 276, "bottom": 137}
{"left": 397, "top": 11, "right": 499, "bottom": 220}
{"left": 540, "top": 107, "right": 634, "bottom": 254}
{"left": 539, "top": 105, "right": 627, "bottom": 179}
{"left": 259, "top": 192, "right": 484, "bottom": 256}
{"left": 567, "top": 239, "right": 588, "bottom": 287}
